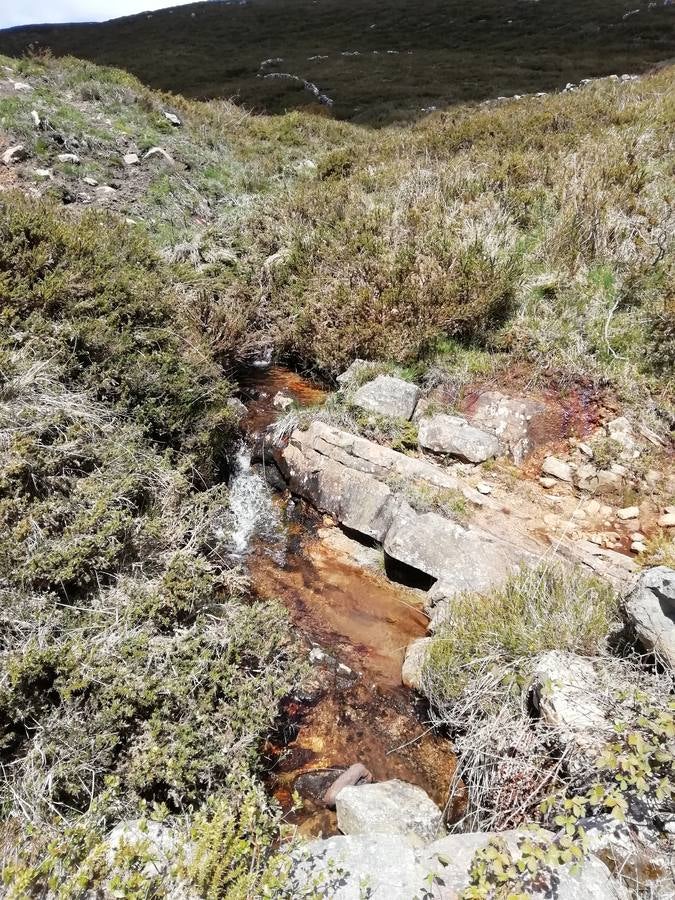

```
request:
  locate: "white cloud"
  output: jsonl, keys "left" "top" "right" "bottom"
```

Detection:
{"left": 1, "top": 1, "right": 201, "bottom": 30}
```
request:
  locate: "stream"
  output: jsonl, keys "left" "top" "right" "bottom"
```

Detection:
{"left": 231, "top": 367, "right": 458, "bottom": 838}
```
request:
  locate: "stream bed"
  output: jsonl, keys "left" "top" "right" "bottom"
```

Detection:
{"left": 231, "top": 366, "right": 458, "bottom": 838}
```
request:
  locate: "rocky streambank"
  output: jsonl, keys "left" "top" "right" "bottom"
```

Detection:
{"left": 247, "top": 362, "right": 675, "bottom": 898}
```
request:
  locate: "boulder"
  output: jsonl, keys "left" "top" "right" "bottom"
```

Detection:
{"left": 335, "top": 779, "right": 444, "bottom": 846}
{"left": 336, "top": 359, "right": 374, "bottom": 387}
{"left": 401, "top": 638, "right": 432, "bottom": 691}
{"left": 2, "top": 144, "right": 27, "bottom": 165}
{"left": 352, "top": 375, "right": 420, "bottom": 420}
{"left": 530, "top": 651, "right": 612, "bottom": 761}
{"left": 106, "top": 820, "right": 177, "bottom": 878}
{"left": 291, "top": 828, "right": 627, "bottom": 899}
{"left": 624, "top": 567, "right": 675, "bottom": 669}
{"left": 573, "top": 815, "right": 674, "bottom": 893}
{"left": 419, "top": 828, "right": 628, "bottom": 900}
{"left": 542, "top": 456, "right": 575, "bottom": 483}
{"left": 383, "top": 502, "right": 526, "bottom": 593}
{"left": 290, "top": 834, "right": 425, "bottom": 899}
{"left": 465, "top": 391, "right": 550, "bottom": 464}
{"left": 144, "top": 146, "right": 175, "bottom": 164}
{"left": 418, "top": 414, "right": 499, "bottom": 463}
{"left": 323, "top": 763, "right": 373, "bottom": 809}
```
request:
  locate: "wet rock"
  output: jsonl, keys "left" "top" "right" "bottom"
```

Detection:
{"left": 401, "top": 637, "right": 432, "bottom": 691}
{"left": 531, "top": 651, "right": 612, "bottom": 761}
{"left": 336, "top": 779, "right": 444, "bottom": 846}
{"left": 466, "top": 391, "right": 549, "bottom": 464}
{"left": 542, "top": 456, "right": 575, "bottom": 483}
{"left": 273, "top": 390, "right": 295, "bottom": 411}
{"left": 2, "top": 144, "right": 27, "bottom": 165}
{"left": 418, "top": 414, "right": 499, "bottom": 463}
{"left": 352, "top": 375, "right": 420, "bottom": 420}
{"left": 290, "top": 834, "right": 424, "bottom": 899}
{"left": 624, "top": 567, "right": 675, "bottom": 669}
{"left": 323, "top": 763, "right": 373, "bottom": 809}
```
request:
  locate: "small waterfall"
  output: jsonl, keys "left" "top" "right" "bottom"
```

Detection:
{"left": 228, "top": 445, "right": 281, "bottom": 556}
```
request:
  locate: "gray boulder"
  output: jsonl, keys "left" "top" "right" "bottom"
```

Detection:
{"left": 383, "top": 502, "right": 527, "bottom": 592}
{"left": 291, "top": 828, "right": 627, "bottom": 899}
{"left": 420, "top": 828, "right": 628, "bottom": 900}
{"left": 336, "top": 359, "right": 375, "bottom": 387}
{"left": 106, "top": 819, "right": 178, "bottom": 878}
{"left": 352, "top": 375, "right": 420, "bottom": 420}
{"left": 290, "top": 834, "right": 425, "bottom": 899}
{"left": 2, "top": 144, "right": 27, "bottom": 165}
{"left": 624, "top": 566, "right": 675, "bottom": 669}
{"left": 336, "top": 779, "right": 444, "bottom": 846}
{"left": 466, "top": 391, "right": 549, "bottom": 464}
{"left": 531, "top": 651, "right": 612, "bottom": 762}
{"left": 418, "top": 414, "right": 499, "bottom": 463}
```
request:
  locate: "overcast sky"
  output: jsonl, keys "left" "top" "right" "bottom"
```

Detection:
{"left": 1, "top": 2, "right": 200, "bottom": 30}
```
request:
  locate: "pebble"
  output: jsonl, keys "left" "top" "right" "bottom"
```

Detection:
{"left": 539, "top": 476, "right": 558, "bottom": 489}
{"left": 30, "top": 109, "right": 40, "bottom": 128}
{"left": 476, "top": 482, "right": 492, "bottom": 495}
{"left": 123, "top": 152, "right": 140, "bottom": 166}
{"left": 57, "top": 153, "right": 80, "bottom": 164}
{"left": 83, "top": 176, "right": 98, "bottom": 186}
{"left": 542, "top": 456, "right": 574, "bottom": 483}
{"left": 617, "top": 506, "right": 639, "bottom": 520}
{"left": 163, "top": 111, "right": 182, "bottom": 126}
{"left": 33, "top": 168, "right": 52, "bottom": 179}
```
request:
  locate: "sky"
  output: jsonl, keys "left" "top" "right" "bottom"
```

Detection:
{"left": 1, "top": 1, "right": 199, "bottom": 30}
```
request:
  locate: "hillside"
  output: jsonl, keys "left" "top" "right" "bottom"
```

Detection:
{"left": 0, "top": 49, "right": 674, "bottom": 899}
{"left": 0, "top": 0, "right": 673, "bottom": 123}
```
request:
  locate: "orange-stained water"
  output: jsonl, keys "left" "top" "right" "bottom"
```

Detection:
{"left": 238, "top": 365, "right": 459, "bottom": 837}
{"left": 251, "top": 527, "right": 458, "bottom": 838}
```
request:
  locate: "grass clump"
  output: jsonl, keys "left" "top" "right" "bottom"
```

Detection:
{"left": 425, "top": 564, "right": 619, "bottom": 701}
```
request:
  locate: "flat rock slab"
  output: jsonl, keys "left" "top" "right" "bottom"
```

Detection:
{"left": 383, "top": 501, "right": 529, "bottom": 591}
{"left": 290, "top": 829, "right": 627, "bottom": 899}
{"left": 336, "top": 779, "right": 444, "bottom": 846}
{"left": 624, "top": 566, "right": 675, "bottom": 670}
{"left": 352, "top": 375, "right": 420, "bottom": 420}
{"left": 418, "top": 413, "right": 499, "bottom": 463}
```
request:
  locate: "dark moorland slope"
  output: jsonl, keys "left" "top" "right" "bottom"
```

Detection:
{"left": 0, "top": 0, "right": 674, "bottom": 123}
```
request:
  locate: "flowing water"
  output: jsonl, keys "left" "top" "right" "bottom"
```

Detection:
{"left": 232, "top": 366, "right": 458, "bottom": 837}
